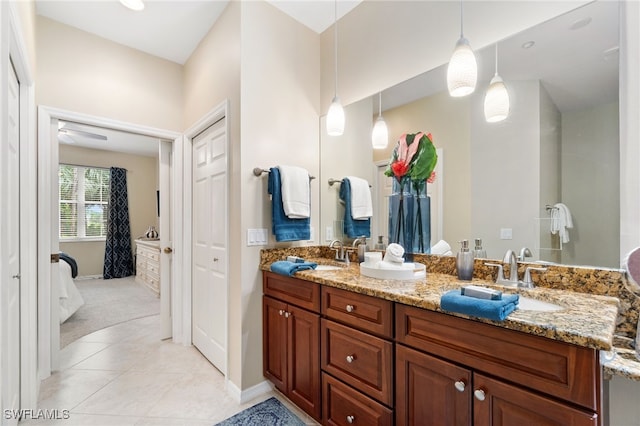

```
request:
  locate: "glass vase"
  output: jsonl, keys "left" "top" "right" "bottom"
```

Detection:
{"left": 388, "top": 177, "right": 431, "bottom": 255}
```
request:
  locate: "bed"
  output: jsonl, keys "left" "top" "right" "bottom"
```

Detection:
{"left": 59, "top": 253, "right": 84, "bottom": 324}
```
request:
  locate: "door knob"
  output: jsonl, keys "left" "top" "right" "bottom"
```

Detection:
{"left": 163, "top": 247, "right": 173, "bottom": 254}
{"left": 12, "top": 274, "right": 20, "bottom": 279}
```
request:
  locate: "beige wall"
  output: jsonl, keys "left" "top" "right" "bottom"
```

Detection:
{"left": 182, "top": 0, "right": 243, "bottom": 389}
{"left": 239, "top": 0, "right": 320, "bottom": 389}
{"left": 59, "top": 145, "right": 158, "bottom": 277}
{"left": 14, "top": 1, "right": 37, "bottom": 76}
{"left": 36, "top": 16, "right": 183, "bottom": 131}
{"left": 561, "top": 102, "right": 619, "bottom": 268}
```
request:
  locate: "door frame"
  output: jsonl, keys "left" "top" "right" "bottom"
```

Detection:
{"left": 181, "top": 99, "right": 229, "bottom": 357}
{"left": 1, "top": 1, "right": 38, "bottom": 412}
{"left": 37, "top": 106, "right": 184, "bottom": 378}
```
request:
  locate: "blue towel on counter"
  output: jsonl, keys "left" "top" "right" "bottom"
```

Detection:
{"left": 339, "top": 178, "right": 370, "bottom": 238}
{"left": 270, "top": 261, "right": 318, "bottom": 276}
{"left": 440, "top": 290, "right": 519, "bottom": 321}
{"left": 268, "top": 167, "right": 311, "bottom": 242}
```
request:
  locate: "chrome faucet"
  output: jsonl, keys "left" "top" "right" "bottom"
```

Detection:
{"left": 329, "top": 239, "right": 349, "bottom": 264}
{"left": 518, "top": 247, "right": 532, "bottom": 261}
{"left": 352, "top": 236, "right": 367, "bottom": 248}
{"left": 519, "top": 266, "right": 548, "bottom": 288}
{"left": 485, "top": 249, "right": 519, "bottom": 287}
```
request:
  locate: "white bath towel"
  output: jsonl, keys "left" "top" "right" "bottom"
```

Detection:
{"left": 550, "top": 202, "right": 573, "bottom": 244}
{"left": 431, "top": 240, "right": 452, "bottom": 256}
{"left": 278, "top": 165, "right": 310, "bottom": 219}
{"left": 346, "top": 176, "right": 373, "bottom": 220}
{"left": 384, "top": 243, "right": 405, "bottom": 263}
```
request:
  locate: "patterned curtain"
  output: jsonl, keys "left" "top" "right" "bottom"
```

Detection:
{"left": 103, "top": 167, "right": 134, "bottom": 279}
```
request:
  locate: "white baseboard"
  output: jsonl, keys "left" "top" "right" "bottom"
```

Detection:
{"left": 74, "top": 275, "right": 103, "bottom": 280}
{"left": 226, "top": 379, "right": 273, "bottom": 404}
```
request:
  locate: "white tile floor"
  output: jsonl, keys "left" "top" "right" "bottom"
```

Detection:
{"left": 21, "top": 315, "right": 319, "bottom": 425}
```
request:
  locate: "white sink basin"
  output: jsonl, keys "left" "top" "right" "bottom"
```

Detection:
{"left": 518, "top": 296, "right": 564, "bottom": 312}
{"left": 315, "top": 265, "right": 344, "bottom": 271}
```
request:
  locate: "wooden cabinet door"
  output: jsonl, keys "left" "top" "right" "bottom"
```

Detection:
{"left": 263, "top": 296, "right": 287, "bottom": 393}
{"left": 473, "top": 373, "right": 598, "bottom": 426}
{"left": 396, "top": 344, "right": 472, "bottom": 426}
{"left": 288, "top": 304, "right": 321, "bottom": 420}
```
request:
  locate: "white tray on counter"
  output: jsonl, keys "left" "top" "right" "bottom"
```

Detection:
{"left": 359, "top": 262, "right": 426, "bottom": 280}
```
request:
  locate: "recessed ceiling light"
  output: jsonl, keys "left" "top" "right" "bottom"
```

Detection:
{"left": 521, "top": 41, "right": 535, "bottom": 49}
{"left": 120, "top": 0, "right": 144, "bottom": 11}
{"left": 569, "top": 17, "right": 592, "bottom": 31}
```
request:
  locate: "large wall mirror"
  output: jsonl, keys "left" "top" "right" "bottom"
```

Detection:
{"left": 320, "top": 1, "right": 619, "bottom": 269}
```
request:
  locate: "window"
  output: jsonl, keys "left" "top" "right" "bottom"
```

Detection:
{"left": 59, "top": 165, "right": 110, "bottom": 240}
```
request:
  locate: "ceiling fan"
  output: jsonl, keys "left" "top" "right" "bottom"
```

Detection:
{"left": 58, "top": 126, "right": 108, "bottom": 145}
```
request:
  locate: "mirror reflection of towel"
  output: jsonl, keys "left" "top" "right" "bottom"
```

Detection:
{"left": 339, "top": 179, "right": 370, "bottom": 238}
{"left": 550, "top": 202, "right": 573, "bottom": 244}
{"left": 345, "top": 176, "right": 372, "bottom": 220}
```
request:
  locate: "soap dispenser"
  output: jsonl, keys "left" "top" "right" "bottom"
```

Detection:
{"left": 473, "top": 238, "right": 487, "bottom": 258}
{"left": 457, "top": 240, "right": 474, "bottom": 281}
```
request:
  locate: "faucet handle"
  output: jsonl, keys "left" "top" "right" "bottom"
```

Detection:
{"left": 520, "top": 267, "right": 547, "bottom": 288}
{"left": 484, "top": 263, "right": 504, "bottom": 282}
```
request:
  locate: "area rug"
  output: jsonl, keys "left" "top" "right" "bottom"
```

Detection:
{"left": 215, "top": 397, "right": 306, "bottom": 426}
{"left": 60, "top": 276, "right": 160, "bottom": 348}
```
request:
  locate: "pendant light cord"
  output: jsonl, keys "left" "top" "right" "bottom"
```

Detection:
{"left": 459, "top": 0, "right": 464, "bottom": 38}
{"left": 378, "top": 92, "right": 382, "bottom": 118}
{"left": 494, "top": 44, "right": 499, "bottom": 77}
{"left": 334, "top": 0, "right": 338, "bottom": 97}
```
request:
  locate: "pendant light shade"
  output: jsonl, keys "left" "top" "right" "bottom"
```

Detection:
{"left": 327, "top": 96, "right": 345, "bottom": 136}
{"left": 447, "top": 0, "right": 477, "bottom": 97}
{"left": 372, "top": 92, "right": 388, "bottom": 149}
{"left": 120, "top": 0, "right": 144, "bottom": 11}
{"left": 484, "top": 44, "right": 510, "bottom": 123}
{"left": 326, "top": 0, "right": 344, "bottom": 136}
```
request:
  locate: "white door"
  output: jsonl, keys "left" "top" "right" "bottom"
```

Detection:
{"left": 2, "top": 59, "right": 21, "bottom": 424}
{"left": 192, "top": 118, "right": 228, "bottom": 373}
{"left": 159, "top": 140, "right": 172, "bottom": 339}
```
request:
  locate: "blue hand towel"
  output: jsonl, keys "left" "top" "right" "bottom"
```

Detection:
{"left": 268, "top": 167, "right": 311, "bottom": 242}
{"left": 270, "top": 261, "right": 318, "bottom": 277}
{"left": 440, "top": 290, "right": 519, "bottom": 321}
{"left": 339, "top": 178, "right": 371, "bottom": 239}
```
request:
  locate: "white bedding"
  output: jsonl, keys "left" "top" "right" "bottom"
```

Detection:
{"left": 59, "top": 260, "right": 84, "bottom": 323}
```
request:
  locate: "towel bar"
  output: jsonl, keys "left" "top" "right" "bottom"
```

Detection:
{"left": 253, "top": 167, "right": 315, "bottom": 180}
{"left": 328, "top": 177, "right": 371, "bottom": 188}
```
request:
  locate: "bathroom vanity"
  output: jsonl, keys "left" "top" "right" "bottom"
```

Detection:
{"left": 261, "top": 252, "right": 619, "bottom": 426}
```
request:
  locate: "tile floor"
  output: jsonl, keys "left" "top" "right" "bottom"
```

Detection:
{"left": 22, "top": 315, "right": 319, "bottom": 425}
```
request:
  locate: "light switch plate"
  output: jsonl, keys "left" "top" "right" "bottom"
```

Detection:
{"left": 500, "top": 228, "right": 513, "bottom": 240}
{"left": 325, "top": 226, "right": 334, "bottom": 241}
{"left": 247, "top": 228, "right": 268, "bottom": 246}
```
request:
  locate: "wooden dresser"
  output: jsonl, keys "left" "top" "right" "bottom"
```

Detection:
{"left": 135, "top": 239, "right": 160, "bottom": 295}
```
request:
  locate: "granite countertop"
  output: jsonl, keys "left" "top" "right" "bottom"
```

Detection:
{"left": 262, "top": 259, "right": 619, "bottom": 352}
{"left": 260, "top": 247, "right": 640, "bottom": 381}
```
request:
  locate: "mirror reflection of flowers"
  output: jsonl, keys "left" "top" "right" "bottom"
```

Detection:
{"left": 384, "top": 132, "right": 438, "bottom": 251}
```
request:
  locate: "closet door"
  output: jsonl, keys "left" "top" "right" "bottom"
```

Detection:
{"left": 191, "top": 117, "right": 228, "bottom": 374}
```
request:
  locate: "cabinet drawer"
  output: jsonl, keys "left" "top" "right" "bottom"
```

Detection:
{"left": 263, "top": 272, "right": 320, "bottom": 313}
{"left": 146, "top": 262, "right": 160, "bottom": 275}
{"left": 322, "top": 286, "right": 393, "bottom": 338}
{"left": 323, "top": 373, "right": 393, "bottom": 426}
{"left": 322, "top": 319, "right": 393, "bottom": 405}
{"left": 138, "top": 246, "right": 160, "bottom": 260}
{"left": 395, "top": 304, "right": 599, "bottom": 410}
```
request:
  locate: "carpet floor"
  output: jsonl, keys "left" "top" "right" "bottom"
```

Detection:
{"left": 215, "top": 397, "right": 306, "bottom": 425}
{"left": 60, "top": 276, "right": 160, "bottom": 348}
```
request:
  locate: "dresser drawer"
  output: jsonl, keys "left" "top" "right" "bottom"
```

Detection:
{"left": 323, "top": 373, "right": 393, "bottom": 426}
{"left": 395, "top": 304, "right": 599, "bottom": 410}
{"left": 138, "top": 245, "right": 160, "bottom": 261}
{"left": 322, "top": 286, "right": 393, "bottom": 338}
{"left": 321, "top": 319, "right": 393, "bottom": 405}
{"left": 263, "top": 272, "right": 320, "bottom": 313}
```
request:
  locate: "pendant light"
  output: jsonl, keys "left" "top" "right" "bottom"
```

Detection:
{"left": 120, "top": 0, "right": 145, "bottom": 11}
{"left": 447, "top": 0, "right": 477, "bottom": 97}
{"left": 484, "top": 44, "right": 510, "bottom": 123}
{"left": 326, "top": 0, "right": 345, "bottom": 136}
{"left": 371, "top": 92, "right": 388, "bottom": 149}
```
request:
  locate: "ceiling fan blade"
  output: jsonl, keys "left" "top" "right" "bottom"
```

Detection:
{"left": 57, "top": 133, "right": 76, "bottom": 145}
{"left": 59, "top": 128, "right": 107, "bottom": 141}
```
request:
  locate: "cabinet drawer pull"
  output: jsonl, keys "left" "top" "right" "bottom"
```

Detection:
{"left": 346, "top": 415, "right": 355, "bottom": 424}
{"left": 284, "top": 312, "right": 291, "bottom": 318}
{"left": 454, "top": 380, "right": 466, "bottom": 392}
{"left": 346, "top": 355, "right": 355, "bottom": 363}
{"left": 279, "top": 309, "right": 284, "bottom": 316}
{"left": 346, "top": 304, "right": 355, "bottom": 313}
{"left": 474, "top": 389, "right": 486, "bottom": 401}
